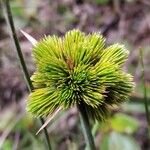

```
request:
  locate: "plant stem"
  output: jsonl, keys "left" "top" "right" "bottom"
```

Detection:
{"left": 2, "top": 0, "right": 52, "bottom": 149}
{"left": 1, "top": 0, "right": 33, "bottom": 92}
{"left": 40, "top": 118, "right": 52, "bottom": 149}
{"left": 139, "top": 48, "right": 150, "bottom": 137}
{"left": 77, "top": 103, "right": 96, "bottom": 150}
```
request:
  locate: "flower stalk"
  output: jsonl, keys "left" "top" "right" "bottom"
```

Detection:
{"left": 78, "top": 103, "right": 96, "bottom": 150}
{"left": 1, "top": 0, "right": 52, "bottom": 149}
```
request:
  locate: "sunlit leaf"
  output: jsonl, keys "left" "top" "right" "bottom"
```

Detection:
{"left": 111, "top": 113, "right": 139, "bottom": 134}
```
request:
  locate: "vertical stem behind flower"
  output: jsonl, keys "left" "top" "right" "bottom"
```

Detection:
{"left": 139, "top": 48, "right": 150, "bottom": 137}
{"left": 1, "top": 0, "right": 52, "bottom": 149}
{"left": 77, "top": 103, "right": 96, "bottom": 150}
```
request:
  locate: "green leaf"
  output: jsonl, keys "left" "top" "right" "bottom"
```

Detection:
{"left": 100, "top": 132, "right": 141, "bottom": 150}
{"left": 111, "top": 113, "right": 139, "bottom": 134}
{"left": 95, "top": 0, "right": 110, "bottom": 5}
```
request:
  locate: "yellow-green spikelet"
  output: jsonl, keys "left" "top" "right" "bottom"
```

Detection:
{"left": 27, "top": 29, "right": 134, "bottom": 121}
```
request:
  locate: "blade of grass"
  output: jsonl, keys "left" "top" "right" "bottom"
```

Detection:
{"left": 139, "top": 48, "right": 150, "bottom": 137}
{"left": 20, "top": 30, "right": 37, "bottom": 46}
{"left": 1, "top": 0, "right": 52, "bottom": 149}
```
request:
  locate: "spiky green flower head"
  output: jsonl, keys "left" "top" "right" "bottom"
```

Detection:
{"left": 27, "top": 29, "right": 134, "bottom": 121}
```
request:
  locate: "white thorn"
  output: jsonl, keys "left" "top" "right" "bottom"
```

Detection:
{"left": 20, "top": 30, "right": 37, "bottom": 46}
{"left": 36, "top": 107, "right": 62, "bottom": 135}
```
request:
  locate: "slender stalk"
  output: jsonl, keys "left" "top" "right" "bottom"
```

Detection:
{"left": 40, "top": 118, "right": 52, "bottom": 149}
{"left": 139, "top": 48, "right": 150, "bottom": 137}
{"left": 2, "top": 0, "right": 52, "bottom": 149}
{"left": 77, "top": 103, "right": 96, "bottom": 150}
{"left": 1, "top": 0, "right": 33, "bottom": 92}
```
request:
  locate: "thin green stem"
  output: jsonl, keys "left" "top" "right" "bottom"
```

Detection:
{"left": 2, "top": 0, "right": 52, "bottom": 149}
{"left": 40, "top": 118, "right": 52, "bottom": 149}
{"left": 1, "top": 0, "right": 33, "bottom": 92}
{"left": 139, "top": 48, "right": 150, "bottom": 137}
{"left": 77, "top": 103, "right": 96, "bottom": 150}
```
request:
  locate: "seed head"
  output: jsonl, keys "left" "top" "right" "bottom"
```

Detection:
{"left": 27, "top": 29, "right": 134, "bottom": 121}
